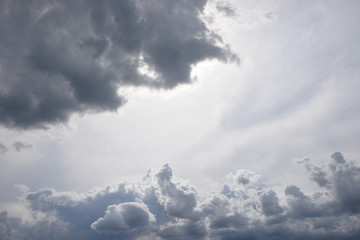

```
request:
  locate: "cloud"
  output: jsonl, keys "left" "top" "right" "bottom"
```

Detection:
{"left": 2, "top": 153, "right": 360, "bottom": 239}
{"left": 0, "top": 0, "right": 236, "bottom": 129}
{"left": 155, "top": 164, "right": 200, "bottom": 220}
{"left": 0, "top": 211, "right": 12, "bottom": 240}
{"left": 260, "top": 189, "right": 283, "bottom": 216}
{"left": 230, "top": 169, "right": 261, "bottom": 186}
{"left": 297, "top": 152, "right": 360, "bottom": 214}
{"left": 91, "top": 201, "right": 155, "bottom": 234}
{"left": 157, "top": 220, "right": 208, "bottom": 240}
{"left": 0, "top": 142, "right": 7, "bottom": 154}
{"left": 216, "top": 1, "right": 236, "bottom": 16}
{"left": 12, "top": 141, "right": 33, "bottom": 152}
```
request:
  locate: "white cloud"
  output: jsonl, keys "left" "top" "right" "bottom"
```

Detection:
{"left": 1, "top": 1, "right": 360, "bottom": 239}
{"left": 91, "top": 201, "right": 155, "bottom": 233}
{"left": 1, "top": 153, "right": 360, "bottom": 239}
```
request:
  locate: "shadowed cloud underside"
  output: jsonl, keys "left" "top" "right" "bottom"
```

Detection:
{"left": 1, "top": 153, "right": 360, "bottom": 239}
{"left": 0, "top": 0, "right": 236, "bottom": 129}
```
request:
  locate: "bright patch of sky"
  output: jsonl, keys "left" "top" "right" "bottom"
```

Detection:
{"left": 0, "top": 1, "right": 360, "bottom": 239}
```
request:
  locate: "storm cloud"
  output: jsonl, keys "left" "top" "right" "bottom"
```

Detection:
{"left": 0, "top": 0, "right": 236, "bottom": 129}
{"left": 2, "top": 152, "right": 360, "bottom": 239}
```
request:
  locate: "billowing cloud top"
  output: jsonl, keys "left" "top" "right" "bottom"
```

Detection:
{"left": 1, "top": 152, "right": 360, "bottom": 239}
{"left": 0, "top": 0, "right": 236, "bottom": 129}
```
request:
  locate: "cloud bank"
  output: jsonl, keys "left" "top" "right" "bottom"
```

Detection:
{"left": 0, "top": 0, "right": 236, "bottom": 129}
{"left": 1, "top": 152, "right": 360, "bottom": 239}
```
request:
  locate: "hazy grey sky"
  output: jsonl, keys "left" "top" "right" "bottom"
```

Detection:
{"left": 1, "top": 0, "right": 360, "bottom": 239}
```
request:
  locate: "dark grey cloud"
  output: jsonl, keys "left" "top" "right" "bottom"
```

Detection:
{"left": 296, "top": 157, "right": 330, "bottom": 188}
{"left": 331, "top": 152, "right": 346, "bottom": 164}
{"left": 260, "top": 189, "right": 283, "bottom": 216}
{"left": 0, "top": 211, "right": 12, "bottom": 240}
{"left": 0, "top": 0, "right": 237, "bottom": 129}
{"left": 285, "top": 184, "right": 324, "bottom": 218}
{"left": 0, "top": 142, "right": 7, "bottom": 154}
{"left": 297, "top": 152, "right": 360, "bottom": 214}
{"left": 2, "top": 153, "right": 360, "bottom": 239}
{"left": 12, "top": 141, "right": 33, "bottom": 152}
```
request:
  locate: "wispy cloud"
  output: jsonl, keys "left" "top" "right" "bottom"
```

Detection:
{"left": 12, "top": 141, "right": 33, "bottom": 152}
{"left": 0, "top": 142, "right": 7, "bottom": 154}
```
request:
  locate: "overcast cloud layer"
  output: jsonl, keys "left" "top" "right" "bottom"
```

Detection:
{"left": 1, "top": 0, "right": 360, "bottom": 239}
{"left": 1, "top": 153, "right": 359, "bottom": 239}
{"left": 0, "top": 0, "right": 236, "bottom": 129}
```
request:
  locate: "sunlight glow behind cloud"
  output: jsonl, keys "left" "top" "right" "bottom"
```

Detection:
{"left": 1, "top": 0, "right": 360, "bottom": 239}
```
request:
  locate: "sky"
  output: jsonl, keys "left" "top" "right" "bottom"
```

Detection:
{"left": 0, "top": 0, "right": 360, "bottom": 239}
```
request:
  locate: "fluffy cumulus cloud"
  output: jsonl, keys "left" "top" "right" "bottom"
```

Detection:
{"left": 297, "top": 152, "right": 360, "bottom": 214}
{"left": 0, "top": 0, "right": 236, "bottom": 129}
{"left": 91, "top": 201, "right": 155, "bottom": 234}
{"left": 1, "top": 152, "right": 360, "bottom": 239}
